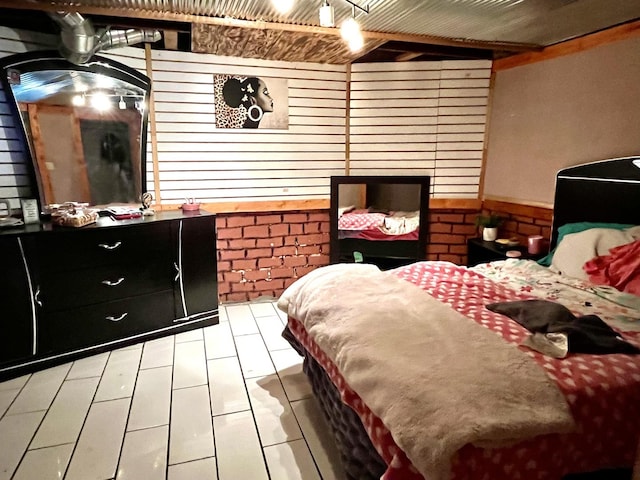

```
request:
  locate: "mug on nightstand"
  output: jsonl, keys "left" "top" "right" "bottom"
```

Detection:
{"left": 527, "top": 235, "right": 544, "bottom": 255}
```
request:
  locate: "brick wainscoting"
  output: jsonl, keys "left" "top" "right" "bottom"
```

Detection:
{"left": 481, "top": 199, "right": 553, "bottom": 249}
{"left": 427, "top": 209, "right": 479, "bottom": 264}
{"left": 216, "top": 210, "right": 330, "bottom": 303}
{"left": 215, "top": 201, "right": 553, "bottom": 303}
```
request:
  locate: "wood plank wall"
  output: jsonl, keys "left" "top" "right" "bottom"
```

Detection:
{"left": 0, "top": 28, "right": 55, "bottom": 213}
{"left": 0, "top": 25, "right": 491, "bottom": 211}
{"left": 349, "top": 60, "right": 491, "bottom": 198}
{"left": 148, "top": 49, "right": 347, "bottom": 205}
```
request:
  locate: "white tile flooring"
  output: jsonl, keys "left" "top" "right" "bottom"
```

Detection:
{"left": 0, "top": 301, "right": 348, "bottom": 480}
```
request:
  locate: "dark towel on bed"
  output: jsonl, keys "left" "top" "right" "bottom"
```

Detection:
{"left": 486, "top": 300, "right": 640, "bottom": 355}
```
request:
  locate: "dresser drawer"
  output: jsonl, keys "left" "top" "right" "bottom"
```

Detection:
{"left": 39, "top": 290, "right": 175, "bottom": 354}
{"left": 34, "top": 222, "right": 172, "bottom": 271}
{"left": 38, "top": 261, "right": 175, "bottom": 312}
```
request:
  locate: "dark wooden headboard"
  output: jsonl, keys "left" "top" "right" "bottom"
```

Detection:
{"left": 550, "top": 156, "right": 640, "bottom": 249}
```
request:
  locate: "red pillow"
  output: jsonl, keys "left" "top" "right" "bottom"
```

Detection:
{"left": 584, "top": 239, "right": 640, "bottom": 295}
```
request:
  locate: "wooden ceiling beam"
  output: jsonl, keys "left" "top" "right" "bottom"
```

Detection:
{"left": 494, "top": 18, "right": 640, "bottom": 70}
{"left": 163, "top": 30, "right": 179, "bottom": 50}
{"left": 0, "top": 2, "right": 540, "bottom": 52}
{"left": 395, "top": 51, "right": 425, "bottom": 62}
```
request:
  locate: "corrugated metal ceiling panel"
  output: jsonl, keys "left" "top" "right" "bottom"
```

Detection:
{"left": 15, "top": 0, "right": 640, "bottom": 46}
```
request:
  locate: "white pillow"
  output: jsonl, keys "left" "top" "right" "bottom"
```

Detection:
{"left": 337, "top": 205, "right": 355, "bottom": 217}
{"left": 550, "top": 226, "right": 640, "bottom": 280}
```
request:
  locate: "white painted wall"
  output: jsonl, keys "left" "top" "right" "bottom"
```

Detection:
{"left": 148, "top": 48, "right": 347, "bottom": 204}
{"left": 350, "top": 60, "right": 490, "bottom": 197}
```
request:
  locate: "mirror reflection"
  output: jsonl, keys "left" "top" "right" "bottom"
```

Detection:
{"left": 2, "top": 52, "right": 150, "bottom": 211}
{"left": 337, "top": 183, "right": 422, "bottom": 239}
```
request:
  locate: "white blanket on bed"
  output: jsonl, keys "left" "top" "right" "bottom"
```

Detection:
{"left": 278, "top": 263, "right": 575, "bottom": 480}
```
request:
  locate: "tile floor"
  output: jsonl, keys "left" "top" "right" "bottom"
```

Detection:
{"left": 0, "top": 301, "right": 347, "bottom": 480}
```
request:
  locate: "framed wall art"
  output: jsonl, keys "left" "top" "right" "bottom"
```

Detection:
{"left": 213, "top": 74, "right": 289, "bottom": 130}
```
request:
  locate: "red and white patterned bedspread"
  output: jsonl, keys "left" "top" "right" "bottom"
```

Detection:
{"left": 338, "top": 211, "right": 387, "bottom": 230}
{"left": 338, "top": 211, "right": 420, "bottom": 240}
{"left": 287, "top": 261, "right": 640, "bottom": 480}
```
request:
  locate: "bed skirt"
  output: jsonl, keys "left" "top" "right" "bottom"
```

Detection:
{"left": 283, "top": 326, "right": 385, "bottom": 480}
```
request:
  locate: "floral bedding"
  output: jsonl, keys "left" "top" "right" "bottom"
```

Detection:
{"left": 471, "top": 258, "right": 640, "bottom": 332}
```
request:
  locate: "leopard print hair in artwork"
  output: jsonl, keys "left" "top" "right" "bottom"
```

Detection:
{"left": 213, "top": 74, "right": 248, "bottom": 129}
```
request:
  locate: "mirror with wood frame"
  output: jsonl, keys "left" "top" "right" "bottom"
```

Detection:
{"left": 1, "top": 51, "right": 150, "bottom": 213}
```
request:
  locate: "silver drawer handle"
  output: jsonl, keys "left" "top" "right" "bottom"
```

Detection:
{"left": 106, "top": 313, "right": 128, "bottom": 322}
{"left": 102, "top": 277, "right": 125, "bottom": 287}
{"left": 98, "top": 241, "right": 122, "bottom": 250}
{"left": 174, "top": 262, "right": 181, "bottom": 282}
{"left": 34, "top": 286, "right": 42, "bottom": 307}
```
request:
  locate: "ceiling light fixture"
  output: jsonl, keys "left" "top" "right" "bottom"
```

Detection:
{"left": 320, "top": 0, "right": 369, "bottom": 52}
{"left": 343, "top": 0, "right": 369, "bottom": 16}
{"left": 118, "top": 96, "right": 126, "bottom": 109}
{"left": 272, "top": 0, "right": 295, "bottom": 14}
{"left": 341, "top": 13, "right": 364, "bottom": 52}
{"left": 319, "top": 0, "right": 335, "bottom": 27}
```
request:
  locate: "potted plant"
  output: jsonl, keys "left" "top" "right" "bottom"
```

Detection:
{"left": 475, "top": 214, "right": 503, "bottom": 241}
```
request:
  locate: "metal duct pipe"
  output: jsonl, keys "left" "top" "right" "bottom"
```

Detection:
{"left": 48, "top": 11, "right": 161, "bottom": 64}
{"left": 99, "top": 29, "right": 162, "bottom": 51}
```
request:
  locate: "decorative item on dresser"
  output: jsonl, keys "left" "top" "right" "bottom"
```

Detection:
{"left": 0, "top": 211, "right": 218, "bottom": 381}
{"left": 330, "top": 175, "right": 430, "bottom": 270}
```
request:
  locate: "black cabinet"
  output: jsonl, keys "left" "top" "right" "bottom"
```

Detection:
{"left": 467, "top": 238, "right": 541, "bottom": 267}
{"left": 33, "top": 222, "right": 175, "bottom": 313}
{"left": 0, "top": 211, "right": 218, "bottom": 380}
{"left": 0, "top": 237, "right": 35, "bottom": 366}
{"left": 39, "top": 291, "right": 175, "bottom": 354}
{"left": 173, "top": 215, "right": 218, "bottom": 320}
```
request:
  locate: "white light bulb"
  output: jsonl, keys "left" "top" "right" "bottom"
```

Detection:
{"left": 319, "top": 2, "right": 335, "bottom": 27}
{"left": 348, "top": 33, "right": 364, "bottom": 52}
{"left": 341, "top": 17, "right": 364, "bottom": 52}
{"left": 340, "top": 17, "right": 360, "bottom": 41}
{"left": 72, "top": 94, "right": 85, "bottom": 107}
{"left": 272, "top": 0, "right": 294, "bottom": 14}
{"left": 90, "top": 92, "right": 111, "bottom": 111}
{"left": 118, "top": 97, "right": 126, "bottom": 109}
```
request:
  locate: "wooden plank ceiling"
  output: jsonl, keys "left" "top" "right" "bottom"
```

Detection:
{"left": 191, "top": 24, "right": 386, "bottom": 64}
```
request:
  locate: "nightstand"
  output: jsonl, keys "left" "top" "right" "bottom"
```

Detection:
{"left": 467, "top": 238, "right": 539, "bottom": 267}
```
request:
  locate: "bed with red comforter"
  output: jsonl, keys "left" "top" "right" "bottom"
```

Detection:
{"left": 279, "top": 259, "right": 640, "bottom": 480}
{"left": 279, "top": 156, "right": 640, "bottom": 480}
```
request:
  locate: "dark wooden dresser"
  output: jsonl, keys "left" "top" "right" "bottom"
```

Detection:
{"left": 0, "top": 211, "right": 218, "bottom": 380}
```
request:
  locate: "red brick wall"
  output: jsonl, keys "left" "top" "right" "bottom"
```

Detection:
{"left": 215, "top": 201, "right": 552, "bottom": 303}
{"left": 426, "top": 209, "right": 479, "bottom": 264}
{"left": 216, "top": 210, "right": 330, "bottom": 303}
{"left": 481, "top": 199, "right": 553, "bottom": 250}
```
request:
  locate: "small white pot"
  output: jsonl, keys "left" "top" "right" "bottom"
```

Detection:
{"left": 482, "top": 227, "right": 498, "bottom": 242}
